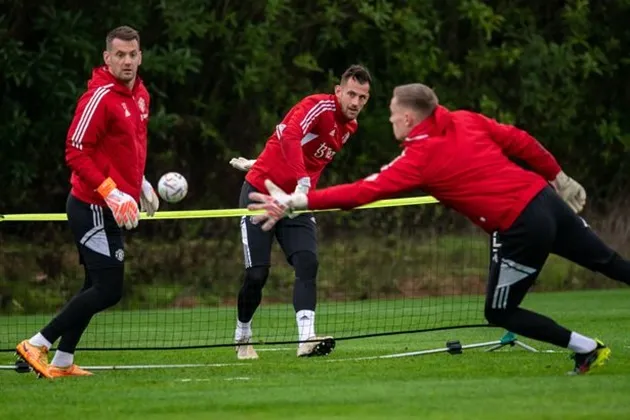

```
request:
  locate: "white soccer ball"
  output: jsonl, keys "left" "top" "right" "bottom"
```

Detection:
{"left": 157, "top": 172, "right": 188, "bottom": 203}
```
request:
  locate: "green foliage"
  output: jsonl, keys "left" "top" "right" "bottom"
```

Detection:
{"left": 2, "top": 1, "right": 630, "bottom": 308}
{"left": 1, "top": 0, "right": 630, "bottom": 214}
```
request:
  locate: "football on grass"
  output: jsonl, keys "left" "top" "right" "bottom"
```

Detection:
{"left": 157, "top": 172, "right": 188, "bottom": 203}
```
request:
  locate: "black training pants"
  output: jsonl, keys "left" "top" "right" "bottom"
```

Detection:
{"left": 40, "top": 194, "right": 125, "bottom": 353}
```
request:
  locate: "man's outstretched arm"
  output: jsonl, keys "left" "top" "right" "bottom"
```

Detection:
{"left": 247, "top": 148, "right": 426, "bottom": 230}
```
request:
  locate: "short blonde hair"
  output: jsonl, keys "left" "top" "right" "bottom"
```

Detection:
{"left": 393, "top": 83, "right": 438, "bottom": 116}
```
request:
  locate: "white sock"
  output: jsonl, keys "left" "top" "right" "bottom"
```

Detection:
{"left": 235, "top": 320, "right": 252, "bottom": 341}
{"left": 51, "top": 350, "right": 74, "bottom": 367}
{"left": 296, "top": 310, "right": 316, "bottom": 344}
{"left": 50, "top": 350, "right": 74, "bottom": 367}
{"left": 567, "top": 332, "right": 597, "bottom": 354}
{"left": 28, "top": 333, "right": 52, "bottom": 350}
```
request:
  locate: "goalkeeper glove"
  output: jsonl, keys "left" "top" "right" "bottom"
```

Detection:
{"left": 139, "top": 176, "right": 159, "bottom": 217}
{"left": 229, "top": 157, "right": 256, "bottom": 172}
{"left": 247, "top": 179, "right": 308, "bottom": 231}
{"left": 287, "top": 177, "right": 311, "bottom": 218}
{"left": 97, "top": 177, "right": 140, "bottom": 230}
{"left": 294, "top": 177, "right": 311, "bottom": 194}
{"left": 550, "top": 171, "right": 587, "bottom": 214}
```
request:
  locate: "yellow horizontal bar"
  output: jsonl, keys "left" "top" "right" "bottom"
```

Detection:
{"left": 0, "top": 195, "right": 439, "bottom": 222}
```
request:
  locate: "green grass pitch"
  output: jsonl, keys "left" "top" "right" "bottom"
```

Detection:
{"left": 1, "top": 289, "right": 629, "bottom": 419}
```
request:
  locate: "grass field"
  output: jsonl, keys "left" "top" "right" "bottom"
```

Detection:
{"left": 1, "top": 289, "right": 629, "bottom": 419}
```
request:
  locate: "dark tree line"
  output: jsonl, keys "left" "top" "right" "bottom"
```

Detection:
{"left": 2, "top": 0, "right": 629, "bottom": 214}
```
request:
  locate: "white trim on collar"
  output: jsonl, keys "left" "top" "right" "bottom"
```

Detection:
{"left": 405, "top": 134, "right": 429, "bottom": 142}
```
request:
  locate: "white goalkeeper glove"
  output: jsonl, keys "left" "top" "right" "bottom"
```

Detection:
{"left": 550, "top": 171, "right": 587, "bottom": 214}
{"left": 139, "top": 176, "right": 160, "bottom": 217}
{"left": 229, "top": 157, "right": 256, "bottom": 172}
{"left": 247, "top": 179, "right": 309, "bottom": 231}
{"left": 294, "top": 177, "right": 311, "bottom": 194}
{"left": 97, "top": 177, "right": 140, "bottom": 230}
{"left": 287, "top": 177, "right": 311, "bottom": 218}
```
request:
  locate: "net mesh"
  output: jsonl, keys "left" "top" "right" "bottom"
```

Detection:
{"left": 0, "top": 203, "right": 489, "bottom": 351}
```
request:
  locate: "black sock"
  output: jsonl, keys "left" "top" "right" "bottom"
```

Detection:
{"left": 485, "top": 306, "right": 572, "bottom": 347}
{"left": 57, "top": 315, "right": 94, "bottom": 354}
{"left": 40, "top": 266, "right": 123, "bottom": 347}
{"left": 291, "top": 251, "right": 318, "bottom": 312}
{"left": 237, "top": 266, "right": 269, "bottom": 323}
{"left": 56, "top": 267, "right": 94, "bottom": 353}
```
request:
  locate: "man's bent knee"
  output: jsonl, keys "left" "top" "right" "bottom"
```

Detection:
{"left": 484, "top": 304, "right": 515, "bottom": 328}
{"left": 90, "top": 266, "right": 124, "bottom": 311}
{"left": 244, "top": 266, "right": 270, "bottom": 289}
{"left": 291, "top": 251, "right": 318, "bottom": 282}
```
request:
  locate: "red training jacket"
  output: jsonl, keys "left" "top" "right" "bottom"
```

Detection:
{"left": 246, "top": 94, "right": 358, "bottom": 194}
{"left": 307, "top": 106, "right": 562, "bottom": 233}
{"left": 65, "top": 66, "right": 150, "bottom": 206}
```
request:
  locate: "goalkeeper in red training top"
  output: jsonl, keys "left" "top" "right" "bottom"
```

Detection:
{"left": 15, "top": 26, "right": 160, "bottom": 379}
{"left": 228, "top": 65, "right": 372, "bottom": 359}
{"left": 248, "top": 83, "right": 630, "bottom": 374}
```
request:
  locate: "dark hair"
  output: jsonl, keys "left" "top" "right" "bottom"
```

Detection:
{"left": 340, "top": 64, "right": 372, "bottom": 85}
{"left": 393, "top": 83, "right": 438, "bottom": 115}
{"left": 106, "top": 26, "right": 140, "bottom": 50}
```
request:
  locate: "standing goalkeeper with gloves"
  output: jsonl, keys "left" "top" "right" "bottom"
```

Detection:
{"left": 249, "top": 83, "right": 629, "bottom": 374}
{"left": 229, "top": 65, "right": 372, "bottom": 359}
{"left": 16, "top": 26, "right": 159, "bottom": 379}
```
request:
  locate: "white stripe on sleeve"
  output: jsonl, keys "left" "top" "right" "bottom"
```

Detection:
{"left": 299, "top": 100, "right": 335, "bottom": 134}
{"left": 71, "top": 84, "right": 114, "bottom": 150}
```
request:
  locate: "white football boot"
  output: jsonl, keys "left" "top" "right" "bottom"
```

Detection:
{"left": 235, "top": 337, "right": 259, "bottom": 360}
{"left": 297, "top": 336, "right": 336, "bottom": 357}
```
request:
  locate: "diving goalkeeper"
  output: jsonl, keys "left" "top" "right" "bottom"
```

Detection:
{"left": 247, "top": 83, "right": 630, "bottom": 374}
